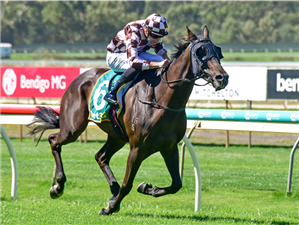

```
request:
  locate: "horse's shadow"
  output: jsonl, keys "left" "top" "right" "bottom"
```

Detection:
{"left": 125, "top": 212, "right": 294, "bottom": 225}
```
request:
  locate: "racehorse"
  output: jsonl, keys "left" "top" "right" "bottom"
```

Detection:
{"left": 28, "top": 26, "right": 229, "bottom": 215}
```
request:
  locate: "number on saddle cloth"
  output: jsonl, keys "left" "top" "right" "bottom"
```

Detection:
{"left": 88, "top": 70, "right": 132, "bottom": 123}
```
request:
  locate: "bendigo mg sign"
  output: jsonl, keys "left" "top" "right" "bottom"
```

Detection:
{"left": 267, "top": 70, "right": 299, "bottom": 99}
{"left": 1, "top": 67, "right": 82, "bottom": 98}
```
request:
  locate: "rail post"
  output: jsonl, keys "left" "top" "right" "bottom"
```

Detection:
{"left": 247, "top": 100, "right": 252, "bottom": 148}
{"left": 180, "top": 124, "right": 196, "bottom": 180}
{"left": 287, "top": 136, "right": 299, "bottom": 194}
{"left": 182, "top": 135, "right": 201, "bottom": 212}
{"left": 0, "top": 124, "right": 18, "bottom": 199}
{"left": 225, "top": 100, "right": 229, "bottom": 148}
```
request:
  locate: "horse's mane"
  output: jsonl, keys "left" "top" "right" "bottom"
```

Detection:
{"left": 171, "top": 40, "right": 191, "bottom": 60}
{"left": 156, "top": 39, "right": 190, "bottom": 75}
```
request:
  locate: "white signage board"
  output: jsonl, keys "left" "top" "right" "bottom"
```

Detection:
{"left": 189, "top": 67, "right": 267, "bottom": 101}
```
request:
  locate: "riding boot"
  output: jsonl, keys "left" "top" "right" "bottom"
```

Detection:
{"left": 103, "top": 67, "right": 141, "bottom": 105}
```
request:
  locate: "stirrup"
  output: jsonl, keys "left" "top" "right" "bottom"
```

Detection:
{"left": 104, "top": 92, "right": 118, "bottom": 105}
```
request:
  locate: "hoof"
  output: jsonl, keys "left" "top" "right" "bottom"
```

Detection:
{"left": 137, "top": 182, "right": 152, "bottom": 194}
{"left": 49, "top": 185, "right": 63, "bottom": 199}
{"left": 98, "top": 201, "right": 120, "bottom": 216}
{"left": 99, "top": 208, "right": 108, "bottom": 216}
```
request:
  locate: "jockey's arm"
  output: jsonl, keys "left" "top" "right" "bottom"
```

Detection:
{"left": 148, "top": 53, "right": 170, "bottom": 69}
{"left": 148, "top": 59, "right": 170, "bottom": 69}
{"left": 162, "top": 52, "right": 170, "bottom": 61}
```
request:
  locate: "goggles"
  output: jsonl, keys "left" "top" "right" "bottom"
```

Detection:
{"left": 148, "top": 32, "right": 163, "bottom": 39}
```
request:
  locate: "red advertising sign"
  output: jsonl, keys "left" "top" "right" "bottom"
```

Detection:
{"left": 1, "top": 67, "right": 82, "bottom": 98}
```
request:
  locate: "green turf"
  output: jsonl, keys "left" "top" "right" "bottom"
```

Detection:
{"left": 1, "top": 138, "right": 298, "bottom": 224}
{"left": 221, "top": 51, "right": 299, "bottom": 62}
{"left": 10, "top": 52, "right": 106, "bottom": 61}
{"left": 8, "top": 51, "right": 299, "bottom": 62}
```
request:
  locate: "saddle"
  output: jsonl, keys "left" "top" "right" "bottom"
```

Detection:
{"left": 88, "top": 70, "right": 134, "bottom": 142}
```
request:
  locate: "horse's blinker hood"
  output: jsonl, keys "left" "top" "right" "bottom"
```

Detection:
{"left": 190, "top": 37, "right": 224, "bottom": 76}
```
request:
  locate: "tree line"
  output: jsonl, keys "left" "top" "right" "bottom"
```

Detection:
{"left": 1, "top": 1, "right": 298, "bottom": 46}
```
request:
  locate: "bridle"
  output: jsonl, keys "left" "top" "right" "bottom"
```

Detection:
{"left": 134, "top": 38, "right": 224, "bottom": 112}
{"left": 160, "top": 38, "right": 223, "bottom": 86}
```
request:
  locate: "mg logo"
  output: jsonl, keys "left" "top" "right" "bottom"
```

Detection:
{"left": 2, "top": 69, "right": 17, "bottom": 95}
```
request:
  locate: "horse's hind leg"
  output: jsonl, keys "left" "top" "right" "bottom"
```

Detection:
{"left": 48, "top": 115, "right": 88, "bottom": 199}
{"left": 95, "top": 135, "right": 126, "bottom": 201}
{"left": 48, "top": 132, "right": 66, "bottom": 199}
{"left": 137, "top": 145, "right": 182, "bottom": 197}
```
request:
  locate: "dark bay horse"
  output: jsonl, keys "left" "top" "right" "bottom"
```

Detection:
{"left": 28, "top": 26, "right": 228, "bottom": 215}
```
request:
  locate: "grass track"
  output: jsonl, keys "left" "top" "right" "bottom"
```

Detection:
{"left": 1, "top": 138, "right": 298, "bottom": 224}
{"left": 221, "top": 51, "right": 299, "bottom": 62}
{"left": 8, "top": 51, "right": 299, "bottom": 62}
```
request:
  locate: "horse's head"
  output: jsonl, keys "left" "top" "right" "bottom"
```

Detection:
{"left": 187, "top": 26, "right": 229, "bottom": 91}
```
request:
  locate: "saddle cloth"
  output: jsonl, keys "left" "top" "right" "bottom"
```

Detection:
{"left": 88, "top": 70, "right": 133, "bottom": 123}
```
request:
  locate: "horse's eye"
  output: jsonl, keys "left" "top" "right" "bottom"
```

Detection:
{"left": 196, "top": 47, "right": 207, "bottom": 59}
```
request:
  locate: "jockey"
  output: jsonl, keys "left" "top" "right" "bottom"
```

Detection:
{"left": 104, "top": 13, "right": 171, "bottom": 105}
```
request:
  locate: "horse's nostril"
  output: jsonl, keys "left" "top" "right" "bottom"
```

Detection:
{"left": 216, "top": 75, "right": 223, "bottom": 81}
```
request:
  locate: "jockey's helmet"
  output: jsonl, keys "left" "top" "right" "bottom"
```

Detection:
{"left": 144, "top": 13, "right": 168, "bottom": 37}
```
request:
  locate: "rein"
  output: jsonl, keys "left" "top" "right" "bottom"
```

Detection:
{"left": 160, "top": 69, "right": 205, "bottom": 84}
{"left": 160, "top": 68, "right": 212, "bottom": 87}
{"left": 133, "top": 78, "right": 185, "bottom": 112}
{"left": 134, "top": 38, "right": 221, "bottom": 112}
{"left": 159, "top": 39, "right": 218, "bottom": 87}
{"left": 134, "top": 69, "right": 210, "bottom": 113}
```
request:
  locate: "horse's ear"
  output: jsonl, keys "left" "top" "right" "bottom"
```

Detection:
{"left": 203, "top": 25, "right": 209, "bottom": 39}
{"left": 186, "top": 26, "right": 197, "bottom": 42}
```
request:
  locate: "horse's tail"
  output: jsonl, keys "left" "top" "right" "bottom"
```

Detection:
{"left": 27, "top": 106, "right": 60, "bottom": 146}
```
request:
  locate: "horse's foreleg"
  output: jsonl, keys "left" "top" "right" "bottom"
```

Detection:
{"left": 95, "top": 135, "right": 126, "bottom": 201}
{"left": 137, "top": 145, "right": 182, "bottom": 197}
{"left": 49, "top": 133, "right": 66, "bottom": 199}
{"left": 99, "top": 147, "right": 143, "bottom": 215}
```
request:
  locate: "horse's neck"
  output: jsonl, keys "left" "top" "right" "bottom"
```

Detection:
{"left": 168, "top": 48, "right": 192, "bottom": 81}
{"left": 156, "top": 48, "right": 194, "bottom": 109}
